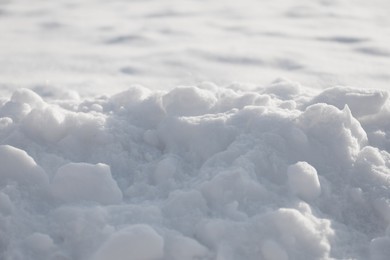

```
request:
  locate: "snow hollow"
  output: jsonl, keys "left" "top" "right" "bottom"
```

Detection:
{"left": 0, "top": 80, "right": 390, "bottom": 259}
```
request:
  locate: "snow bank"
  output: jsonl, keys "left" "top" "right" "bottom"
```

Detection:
{"left": 0, "top": 81, "right": 389, "bottom": 259}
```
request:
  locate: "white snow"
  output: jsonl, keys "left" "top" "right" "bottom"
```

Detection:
{"left": 1, "top": 0, "right": 390, "bottom": 259}
{"left": 93, "top": 224, "right": 164, "bottom": 260}
{"left": 51, "top": 163, "right": 122, "bottom": 205}
{"left": 0, "top": 83, "right": 389, "bottom": 259}
{"left": 287, "top": 161, "right": 321, "bottom": 201}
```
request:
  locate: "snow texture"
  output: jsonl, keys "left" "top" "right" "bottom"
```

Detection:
{"left": 1, "top": 0, "right": 390, "bottom": 259}
{"left": 0, "top": 82, "right": 389, "bottom": 260}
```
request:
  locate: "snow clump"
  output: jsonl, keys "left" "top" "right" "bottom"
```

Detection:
{"left": 0, "top": 80, "right": 389, "bottom": 259}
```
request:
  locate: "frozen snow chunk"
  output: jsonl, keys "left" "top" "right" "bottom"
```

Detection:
{"left": 110, "top": 84, "right": 151, "bottom": 109}
{"left": 261, "top": 239, "right": 288, "bottom": 260}
{"left": 0, "top": 145, "right": 48, "bottom": 187}
{"left": 0, "top": 101, "right": 31, "bottom": 121}
{"left": 370, "top": 236, "right": 390, "bottom": 260}
{"left": 266, "top": 208, "right": 332, "bottom": 259}
{"left": 310, "top": 86, "right": 388, "bottom": 117}
{"left": 51, "top": 163, "right": 122, "bottom": 205}
{"left": 298, "top": 104, "right": 367, "bottom": 167}
{"left": 22, "top": 105, "right": 68, "bottom": 143}
{"left": 11, "top": 88, "right": 45, "bottom": 108}
{"left": 263, "top": 78, "right": 301, "bottom": 99}
{"left": 162, "top": 86, "right": 217, "bottom": 116}
{"left": 354, "top": 147, "right": 390, "bottom": 186}
{"left": 287, "top": 161, "right": 321, "bottom": 200}
{"left": 158, "top": 114, "right": 236, "bottom": 163}
{"left": 217, "top": 90, "right": 271, "bottom": 111}
{"left": 0, "top": 89, "right": 44, "bottom": 121}
{"left": 93, "top": 224, "right": 164, "bottom": 260}
{"left": 356, "top": 146, "right": 386, "bottom": 167}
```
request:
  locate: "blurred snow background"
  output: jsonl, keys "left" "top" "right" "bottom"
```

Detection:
{"left": 1, "top": 0, "right": 390, "bottom": 96}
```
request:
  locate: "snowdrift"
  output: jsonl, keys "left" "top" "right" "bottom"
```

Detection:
{"left": 0, "top": 79, "right": 390, "bottom": 260}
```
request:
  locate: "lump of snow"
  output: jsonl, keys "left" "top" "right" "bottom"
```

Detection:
{"left": 265, "top": 208, "right": 332, "bottom": 259}
{"left": 297, "top": 104, "right": 367, "bottom": 168}
{"left": 287, "top": 161, "right": 321, "bottom": 200}
{"left": 93, "top": 224, "right": 164, "bottom": 260}
{"left": 22, "top": 105, "right": 67, "bottom": 143}
{"left": 51, "top": 163, "right": 122, "bottom": 205}
{"left": 310, "top": 86, "right": 388, "bottom": 118}
{"left": 0, "top": 145, "right": 48, "bottom": 187}
{"left": 158, "top": 114, "right": 236, "bottom": 163}
{"left": 11, "top": 88, "right": 45, "bottom": 109}
{"left": 162, "top": 86, "right": 217, "bottom": 116}
{"left": 0, "top": 101, "right": 31, "bottom": 121}
{"left": 110, "top": 84, "right": 151, "bottom": 109}
{"left": 262, "top": 78, "right": 301, "bottom": 99}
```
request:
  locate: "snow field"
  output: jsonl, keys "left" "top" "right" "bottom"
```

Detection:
{"left": 0, "top": 79, "right": 390, "bottom": 259}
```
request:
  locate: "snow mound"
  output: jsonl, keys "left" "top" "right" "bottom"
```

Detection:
{"left": 0, "top": 145, "right": 48, "bottom": 188}
{"left": 51, "top": 163, "right": 122, "bottom": 205}
{"left": 287, "top": 161, "right": 321, "bottom": 201}
{"left": 0, "top": 81, "right": 390, "bottom": 259}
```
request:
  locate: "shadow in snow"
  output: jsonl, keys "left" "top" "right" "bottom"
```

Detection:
{"left": 120, "top": 66, "right": 139, "bottom": 75}
{"left": 317, "top": 36, "right": 369, "bottom": 44}
{"left": 195, "top": 51, "right": 264, "bottom": 66}
{"left": 356, "top": 46, "right": 390, "bottom": 57}
{"left": 105, "top": 35, "right": 147, "bottom": 45}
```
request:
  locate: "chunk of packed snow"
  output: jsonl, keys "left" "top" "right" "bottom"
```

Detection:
{"left": 287, "top": 161, "right": 321, "bottom": 200}
{"left": 162, "top": 86, "right": 217, "bottom": 116}
{"left": 51, "top": 163, "right": 122, "bottom": 205}
{"left": 0, "top": 145, "right": 48, "bottom": 187}
{"left": 310, "top": 86, "right": 388, "bottom": 118}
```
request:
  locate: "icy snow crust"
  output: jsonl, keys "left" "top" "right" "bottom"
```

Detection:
{"left": 0, "top": 80, "right": 390, "bottom": 259}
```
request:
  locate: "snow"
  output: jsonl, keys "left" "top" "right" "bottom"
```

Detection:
{"left": 51, "top": 163, "right": 122, "bottom": 205}
{"left": 287, "top": 161, "right": 321, "bottom": 201}
{"left": 0, "top": 83, "right": 389, "bottom": 259}
{"left": 1, "top": 0, "right": 390, "bottom": 259}
{"left": 93, "top": 224, "right": 164, "bottom": 260}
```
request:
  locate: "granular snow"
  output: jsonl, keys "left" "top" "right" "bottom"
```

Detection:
{"left": 0, "top": 80, "right": 389, "bottom": 259}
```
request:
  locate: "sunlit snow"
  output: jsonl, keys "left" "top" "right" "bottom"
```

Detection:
{"left": 1, "top": 0, "right": 390, "bottom": 260}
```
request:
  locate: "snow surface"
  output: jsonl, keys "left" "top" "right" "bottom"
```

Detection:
{"left": 0, "top": 82, "right": 390, "bottom": 259}
{"left": 1, "top": 0, "right": 390, "bottom": 259}
{"left": 1, "top": 0, "right": 390, "bottom": 95}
